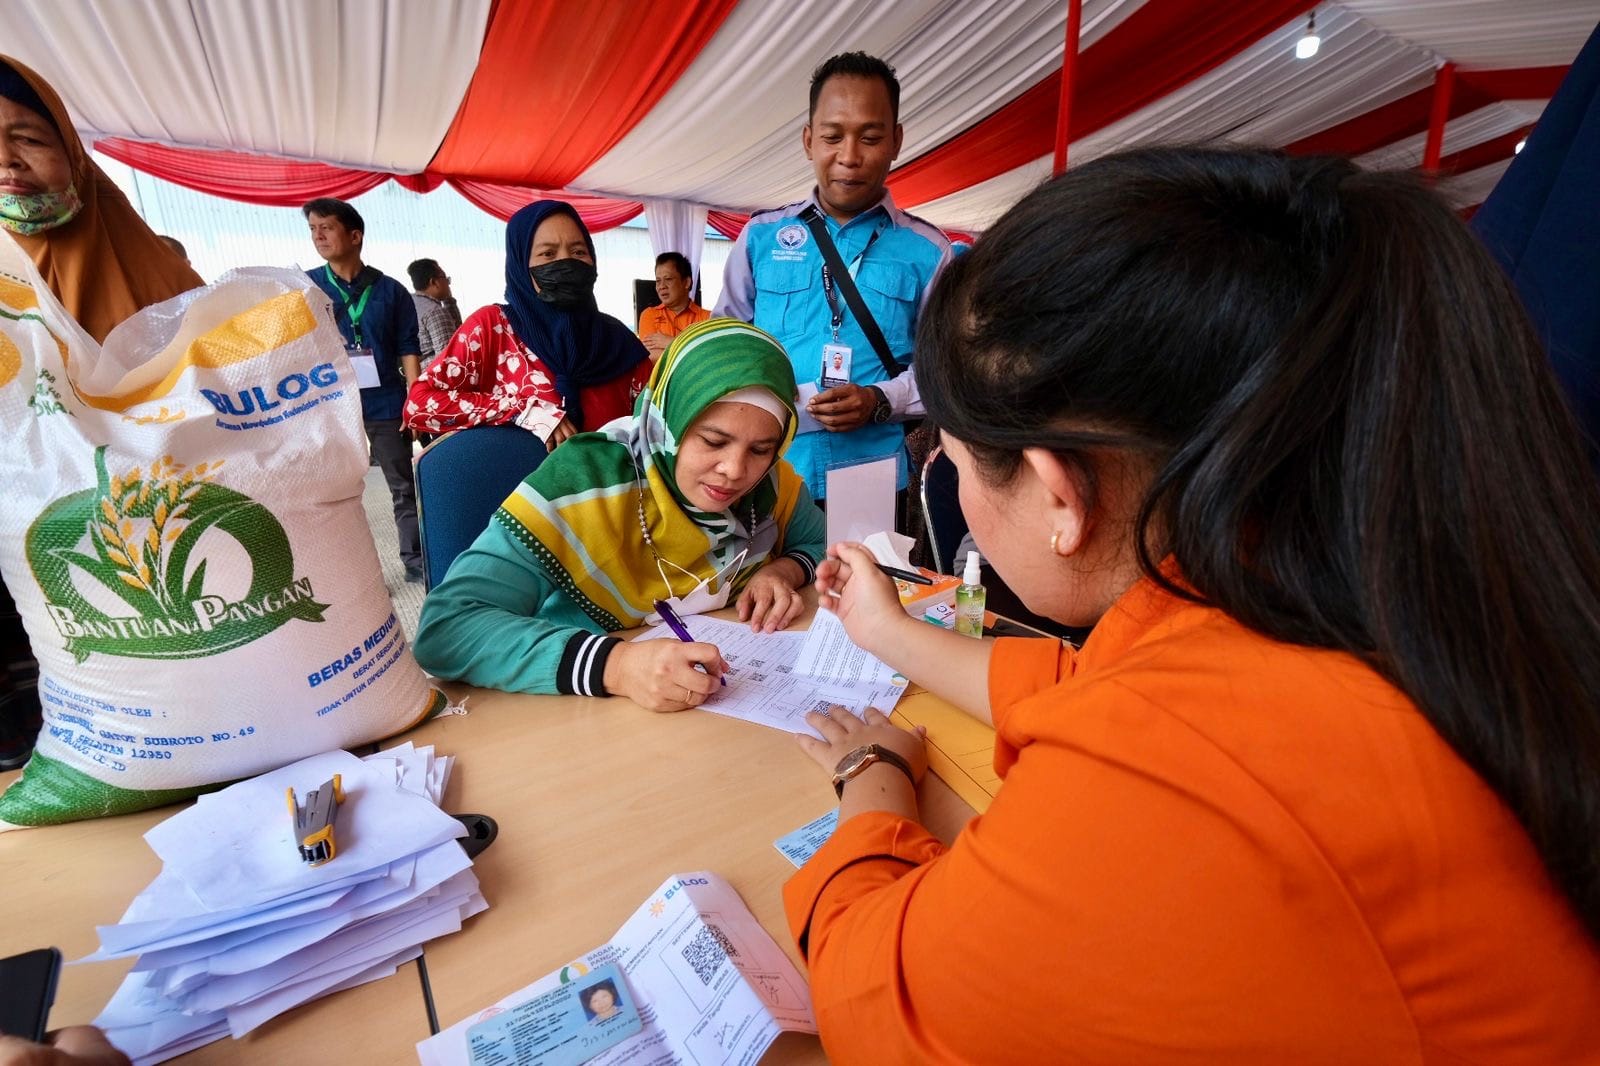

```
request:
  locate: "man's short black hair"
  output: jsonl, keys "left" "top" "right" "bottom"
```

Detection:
{"left": 301, "top": 197, "right": 364, "bottom": 235}
{"left": 654, "top": 251, "right": 693, "bottom": 281}
{"left": 408, "top": 258, "right": 443, "bottom": 291}
{"left": 809, "top": 52, "right": 900, "bottom": 125}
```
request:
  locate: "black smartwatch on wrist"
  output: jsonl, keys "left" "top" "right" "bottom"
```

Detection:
{"left": 831, "top": 743, "right": 916, "bottom": 798}
{"left": 868, "top": 385, "right": 892, "bottom": 424}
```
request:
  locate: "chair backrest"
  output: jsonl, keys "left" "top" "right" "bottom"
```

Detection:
{"left": 415, "top": 425, "right": 548, "bottom": 589}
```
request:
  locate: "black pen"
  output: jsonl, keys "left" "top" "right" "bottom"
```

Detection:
{"left": 877, "top": 563, "right": 933, "bottom": 585}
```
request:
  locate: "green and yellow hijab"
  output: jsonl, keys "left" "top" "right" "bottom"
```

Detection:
{"left": 495, "top": 317, "right": 803, "bottom": 632}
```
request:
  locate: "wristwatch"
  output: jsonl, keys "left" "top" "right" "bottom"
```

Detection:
{"left": 868, "top": 385, "right": 893, "bottom": 424}
{"left": 831, "top": 743, "right": 916, "bottom": 798}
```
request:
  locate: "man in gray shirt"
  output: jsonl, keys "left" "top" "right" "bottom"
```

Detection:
{"left": 407, "top": 258, "right": 462, "bottom": 365}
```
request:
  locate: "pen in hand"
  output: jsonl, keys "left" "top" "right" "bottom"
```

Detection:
{"left": 652, "top": 600, "right": 727, "bottom": 686}
{"left": 877, "top": 563, "right": 933, "bottom": 585}
{"left": 822, "top": 561, "right": 933, "bottom": 598}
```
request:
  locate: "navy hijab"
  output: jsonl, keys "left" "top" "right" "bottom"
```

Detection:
{"left": 502, "top": 200, "right": 649, "bottom": 430}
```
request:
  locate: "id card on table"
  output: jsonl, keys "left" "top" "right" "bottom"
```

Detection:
{"left": 820, "top": 343, "right": 853, "bottom": 389}
{"left": 465, "top": 962, "right": 640, "bottom": 1066}
{"left": 346, "top": 346, "right": 381, "bottom": 389}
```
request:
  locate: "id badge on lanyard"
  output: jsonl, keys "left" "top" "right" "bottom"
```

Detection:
{"left": 346, "top": 346, "right": 381, "bottom": 389}
{"left": 818, "top": 220, "right": 882, "bottom": 390}
{"left": 327, "top": 266, "right": 380, "bottom": 389}
{"left": 820, "top": 343, "right": 853, "bottom": 389}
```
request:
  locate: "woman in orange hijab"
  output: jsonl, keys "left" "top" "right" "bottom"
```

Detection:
{"left": 0, "top": 55, "right": 204, "bottom": 774}
{"left": 0, "top": 54, "right": 201, "bottom": 342}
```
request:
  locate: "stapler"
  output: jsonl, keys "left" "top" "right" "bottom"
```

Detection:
{"left": 287, "top": 774, "right": 344, "bottom": 866}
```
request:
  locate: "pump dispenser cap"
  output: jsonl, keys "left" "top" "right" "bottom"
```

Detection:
{"left": 962, "top": 550, "right": 982, "bottom": 585}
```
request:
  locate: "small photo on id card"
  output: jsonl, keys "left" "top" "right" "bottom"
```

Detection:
{"left": 465, "top": 962, "right": 641, "bottom": 1066}
{"left": 820, "top": 343, "right": 852, "bottom": 389}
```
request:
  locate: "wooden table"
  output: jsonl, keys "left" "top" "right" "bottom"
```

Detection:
{"left": 0, "top": 767, "right": 434, "bottom": 1062}
{"left": 400, "top": 606, "right": 979, "bottom": 1063}
{"left": 400, "top": 685, "right": 972, "bottom": 1056}
{"left": 0, "top": 598, "right": 984, "bottom": 1063}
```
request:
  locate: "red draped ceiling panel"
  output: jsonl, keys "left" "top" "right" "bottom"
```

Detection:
{"left": 887, "top": 0, "right": 1317, "bottom": 207}
{"left": 95, "top": 138, "right": 391, "bottom": 205}
{"left": 448, "top": 180, "right": 643, "bottom": 229}
{"left": 706, "top": 210, "right": 749, "bottom": 240}
{"left": 94, "top": 139, "right": 644, "bottom": 231}
{"left": 1286, "top": 65, "right": 1567, "bottom": 157}
{"left": 426, "top": 0, "right": 741, "bottom": 187}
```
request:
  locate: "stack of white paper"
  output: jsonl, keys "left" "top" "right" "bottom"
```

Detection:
{"left": 84, "top": 745, "right": 485, "bottom": 1065}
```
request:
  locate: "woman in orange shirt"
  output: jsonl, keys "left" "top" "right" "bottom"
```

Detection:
{"left": 787, "top": 147, "right": 1600, "bottom": 1063}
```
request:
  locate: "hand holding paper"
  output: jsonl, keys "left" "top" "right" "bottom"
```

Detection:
{"left": 815, "top": 542, "right": 910, "bottom": 658}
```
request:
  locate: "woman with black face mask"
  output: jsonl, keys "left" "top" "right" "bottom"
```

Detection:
{"left": 404, "top": 200, "right": 650, "bottom": 448}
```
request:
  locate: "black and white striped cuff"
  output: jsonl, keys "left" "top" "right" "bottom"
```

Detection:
{"left": 557, "top": 633, "right": 621, "bottom": 697}
{"left": 782, "top": 550, "right": 817, "bottom": 584}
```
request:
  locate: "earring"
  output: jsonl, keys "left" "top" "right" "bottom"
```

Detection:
{"left": 1050, "top": 530, "right": 1062, "bottom": 555}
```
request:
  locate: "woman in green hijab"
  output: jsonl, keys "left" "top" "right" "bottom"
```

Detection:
{"left": 415, "top": 318, "right": 825, "bottom": 711}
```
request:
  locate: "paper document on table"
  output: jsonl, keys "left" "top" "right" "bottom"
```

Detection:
{"left": 635, "top": 614, "right": 906, "bottom": 736}
{"left": 418, "top": 871, "right": 816, "bottom": 1066}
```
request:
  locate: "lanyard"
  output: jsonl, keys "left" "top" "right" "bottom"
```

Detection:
{"left": 820, "top": 219, "right": 885, "bottom": 342}
{"left": 323, "top": 265, "right": 373, "bottom": 346}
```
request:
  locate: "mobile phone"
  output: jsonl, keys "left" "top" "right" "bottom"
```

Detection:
{"left": 0, "top": 947, "right": 62, "bottom": 1041}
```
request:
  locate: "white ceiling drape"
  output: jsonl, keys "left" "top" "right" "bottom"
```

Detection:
{"left": 1, "top": 0, "right": 1592, "bottom": 231}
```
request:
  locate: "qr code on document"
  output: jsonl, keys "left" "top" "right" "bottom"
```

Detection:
{"left": 681, "top": 923, "right": 739, "bottom": 986}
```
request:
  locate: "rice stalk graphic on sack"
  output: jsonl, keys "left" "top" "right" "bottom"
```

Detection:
{"left": 27, "top": 446, "right": 328, "bottom": 662}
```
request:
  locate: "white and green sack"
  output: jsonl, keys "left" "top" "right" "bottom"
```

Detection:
{"left": 0, "top": 235, "right": 444, "bottom": 828}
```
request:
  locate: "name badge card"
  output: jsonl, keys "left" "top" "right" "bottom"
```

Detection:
{"left": 820, "top": 343, "right": 853, "bottom": 389}
{"left": 346, "top": 346, "right": 381, "bottom": 389}
{"left": 465, "top": 962, "right": 641, "bottom": 1066}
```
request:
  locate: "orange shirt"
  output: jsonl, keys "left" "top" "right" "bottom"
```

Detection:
{"left": 783, "top": 578, "right": 1600, "bottom": 1063}
{"left": 637, "top": 301, "right": 710, "bottom": 341}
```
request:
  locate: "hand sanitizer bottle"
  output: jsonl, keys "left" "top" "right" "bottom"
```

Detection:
{"left": 954, "top": 550, "right": 985, "bottom": 638}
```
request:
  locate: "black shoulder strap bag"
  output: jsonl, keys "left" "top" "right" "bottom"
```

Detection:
{"left": 798, "top": 204, "right": 904, "bottom": 379}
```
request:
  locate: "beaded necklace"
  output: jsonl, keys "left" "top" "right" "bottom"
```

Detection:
{"left": 634, "top": 476, "right": 755, "bottom": 599}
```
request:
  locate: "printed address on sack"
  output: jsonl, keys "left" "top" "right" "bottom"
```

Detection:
{"left": 38, "top": 676, "right": 258, "bottom": 775}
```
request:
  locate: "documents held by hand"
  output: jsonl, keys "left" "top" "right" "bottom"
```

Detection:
{"left": 635, "top": 610, "right": 906, "bottom": 736}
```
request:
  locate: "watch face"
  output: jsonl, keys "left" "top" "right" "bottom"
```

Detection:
{"left": 834, "top": 744, "right": 876, "bottom": 777}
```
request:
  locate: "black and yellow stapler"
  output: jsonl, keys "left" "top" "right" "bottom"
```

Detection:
{"left": 286, "top": 774, "right": 344, "bottom": 866}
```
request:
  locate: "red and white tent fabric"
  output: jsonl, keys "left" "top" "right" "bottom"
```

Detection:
{"left": 6, "top": 0, "right": 1595, "bottom": 240}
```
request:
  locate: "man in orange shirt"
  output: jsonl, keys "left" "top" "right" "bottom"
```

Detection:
{"left": 637, "top": 252, "right": 709, "bottom": 360}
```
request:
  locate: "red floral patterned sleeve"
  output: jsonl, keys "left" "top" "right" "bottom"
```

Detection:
{"left": 403, "top": 306, "right": 564, "bottom": 435}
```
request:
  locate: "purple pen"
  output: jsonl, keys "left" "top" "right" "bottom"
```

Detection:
{"left": 653, "top": 600, "right": 727, "bottom": 685}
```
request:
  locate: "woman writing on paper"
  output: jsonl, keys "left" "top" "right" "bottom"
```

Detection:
{"left": 789, "top": 148, "right": 1600, "bottom": 1061}
{"left": 402, "top": 200, "right": 651, "bottom": 449}
{"left": 414, "top": 319, "right": 825, "bottom": 711}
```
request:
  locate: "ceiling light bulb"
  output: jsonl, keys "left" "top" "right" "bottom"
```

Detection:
{"left": 1296, "top": 10, "right": 1320, "bottom": 60}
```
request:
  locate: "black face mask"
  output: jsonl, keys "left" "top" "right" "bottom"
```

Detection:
{"left": 529, "top": 258, "right": 598, "bottom": 309}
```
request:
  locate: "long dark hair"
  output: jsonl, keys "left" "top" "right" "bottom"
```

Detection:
{"left": 918, "top": 146, "right": 1600, "bottom": 939}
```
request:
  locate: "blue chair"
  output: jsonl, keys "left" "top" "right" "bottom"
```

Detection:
{"left": 415, "top": 424, "right": 548, "bottom": 590}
